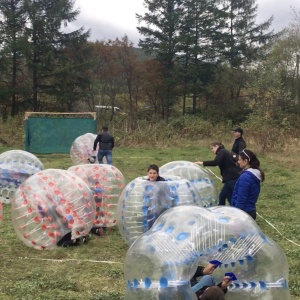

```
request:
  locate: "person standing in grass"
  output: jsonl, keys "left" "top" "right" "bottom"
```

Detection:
{"left": 231, "top": 127, "right": 246, "bottom": 162}
{"left": 93, "top": 125, "right": 114, "bottom": 165}
{"left": 195, "top": 142, "right": 240, "bottom": 206}
{"left": 231, "top": 149, "right": 265, "bottom": 220}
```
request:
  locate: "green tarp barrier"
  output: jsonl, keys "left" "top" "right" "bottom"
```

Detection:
{"left": 25, "top": 117, "right": 97, "bottom": 154}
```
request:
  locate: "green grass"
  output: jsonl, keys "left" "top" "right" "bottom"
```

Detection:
{"left": 0, "top": 146, "right": 299, "bottom": 299}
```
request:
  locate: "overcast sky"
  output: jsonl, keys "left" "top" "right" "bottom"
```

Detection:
{"left": 70, "top": 0, "right": 300, "bottom": 46}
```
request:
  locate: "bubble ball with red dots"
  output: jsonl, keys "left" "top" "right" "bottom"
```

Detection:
{"left": 11, "top": 169, "right": 96, "bottom": 250}
{"left": 70, "top": 133, "right": 98, "bottom": 165}
{"left": 68, "top": 164, "right": 125, "bottom": 228}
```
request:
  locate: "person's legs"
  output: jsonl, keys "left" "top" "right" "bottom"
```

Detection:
{"left": 105, "top": 150, "right": 112, "bottom": 165}
{"left": 57, "top": 232, "right": 76, "bottom": 247}
{"left": 224, "top": 179, "right": 237, "bottom": 205}
{"left": 97, "top": 150, "right": 105, "bottom": 164}
{"left": 191, "top": 275, "right": 216, "bottom": 292}
{"left": 91, "top": 227, "right": 105, "bottom": 236}
{"left": 247, "top": 210, "right": 256, "bottom": 220}
{"left": 218, "top": 185, "right": 226, "bottom": 205}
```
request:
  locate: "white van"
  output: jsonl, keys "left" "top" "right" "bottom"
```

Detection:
{"left": 95, "top": 105, "right": 126, "bottom": 114}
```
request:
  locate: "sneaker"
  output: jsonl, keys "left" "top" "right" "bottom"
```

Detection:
{"left": 77, "top": 236, "right": 89, "bottom": 245}
{"left": 91, "top": 227, "right": 105, "bottom": 237}
{"left": 61, "top": 240, "right": 77, "bottom": 247}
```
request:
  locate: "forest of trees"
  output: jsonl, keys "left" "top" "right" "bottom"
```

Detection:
{"left": 1, "top": 0, "right": 300, "bottom": 131}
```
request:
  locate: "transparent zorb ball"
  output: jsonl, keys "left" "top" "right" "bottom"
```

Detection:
{"left": 70, "top": 133, "right": 98, "bottom": 165}
{"left": 117, "top": 175, "right": 202, "bottom": 245}
{"left": 0, "top": 150, "right": 44, "bottom": 204}
{"left": 160, "top": 161, "right": 219, "bottom": 207}
{"left": 11, "top": 169, "right": 96, "bottom": 250}
{"left": 68, "top": 164, "right": 125, "bottom": 228}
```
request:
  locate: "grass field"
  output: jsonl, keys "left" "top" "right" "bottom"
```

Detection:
{"left": 0, "top": 146, "right": 299, "bottom": 300}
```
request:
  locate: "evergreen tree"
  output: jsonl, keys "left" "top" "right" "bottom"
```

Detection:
{"left": 137, "top": 0, "right": 185, "bottom": 118}
{"left": 205, "top": 0, "right": 275, "bottom": 116}
{"left": 0, "top": 0, "right": 27, "bottom": 116}
{"left": 52, "top": 38, "right": 94, "bottom": 112}
{"left": 22, "top": 0, "right": 90, "bottom": 111}
{"left": 220, "top": 0, "right": 274, "bottom": 68}
{"left": 178, "top": 0, "right": 226, "bottom": 114}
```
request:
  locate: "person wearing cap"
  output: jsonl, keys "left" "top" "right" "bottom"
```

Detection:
{"left": 93, "top": 125, "right": 114, "bottom": 165}
{"left": 231, "top": 127, "right": 246, "bottom": 160}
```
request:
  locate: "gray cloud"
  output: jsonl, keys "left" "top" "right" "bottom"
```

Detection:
{"left": 68, "top": 16, "right": 141, "bottom": 46}
{"left": 257, "top": 0, "right": 299, "bottom": 31}
{"left": 66, "top": 0, "right": 300, "bottom": 46}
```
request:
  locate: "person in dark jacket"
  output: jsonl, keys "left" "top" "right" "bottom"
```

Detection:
{"left": 147, "top": 164, "right": 165, "bottom": 181}
{"left": 93, "top": 125, "right": 114, "bottom": 165}
{"left": 195, "top": 142, "right": 240, "bottom": 206}
{"left": 231, "top": 127, "right": 246, "bottom": 161}
{"left": 191, "top": 263, "right": 232, "bottom": 299}
{"left": 231, "top": 149, "right": 265, "bottom": 220}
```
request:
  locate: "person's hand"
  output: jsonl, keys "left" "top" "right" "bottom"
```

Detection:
{"left": 195, "top": 161, "right": 203, "bottom": 165}
{"left": 202, "top": 263, "right": 217, "bottom": 275}
{"left": 221, "top": 276, "right": 232, "bottom": 289}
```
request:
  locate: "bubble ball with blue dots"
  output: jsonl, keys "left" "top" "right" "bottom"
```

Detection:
{"left": 124, "top": 205, "right": 290, "bottom": 300}
{"left": 159, "top": 161, "right": 219, "bottom": 207}
{"left": 0, "top": 150, "right": 44, "bottom": 204}
{"left": 117, "top": 175, "right": 208, "bottom": 246}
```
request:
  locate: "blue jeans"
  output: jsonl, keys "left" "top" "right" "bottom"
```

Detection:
{"left": 191, "top": 275, "right": 216, "bottom": 292}
{"left": 219, "top": 179, "right": 237, "bottom": 205}
{"left": 97, "top": 150, "right": 112, "bottom": 165}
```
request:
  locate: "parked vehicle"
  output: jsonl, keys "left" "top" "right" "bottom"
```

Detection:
{"left": 95, "top": 105, "right": 126, "bottom": 114}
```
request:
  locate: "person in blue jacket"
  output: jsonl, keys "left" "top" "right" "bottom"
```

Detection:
{"left": 231, "top": 149, "right": 265, "bottom": 220}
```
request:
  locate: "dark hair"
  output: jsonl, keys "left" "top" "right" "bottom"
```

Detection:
{"left": 148, "top": 164, "right": 159, "bottom": 173}
{"left": 209, "top": 141, "right": 223, "bottom": 148}
{"left": 233, "top": 127, "right": 243, "bottom": 135}
{"left": 102, "top": 125, "right": 108, "bottom": 131}
{"left": 200, "top": 286, "right": 224, "bottom": 300}
{"left": 239, "top": 149, "right": 265, "bottom": 182}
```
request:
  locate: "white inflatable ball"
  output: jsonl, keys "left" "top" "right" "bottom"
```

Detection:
{"left": 11, "top": 169, "right": 96, "bottom": 250}
{"left": 70, "top": 133, "right": 98, "bottom": 165}
{"left": 68, "top": 164, "right": 125, "bottom": 228}
{"left": 117, "top": 175, "right": 203, "bottom": 245}
{"left": 0, "top": 150, "right": 44, "bottom": 204}
{"left": 160, "top": 161, "right": 219, "bottom": 207}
